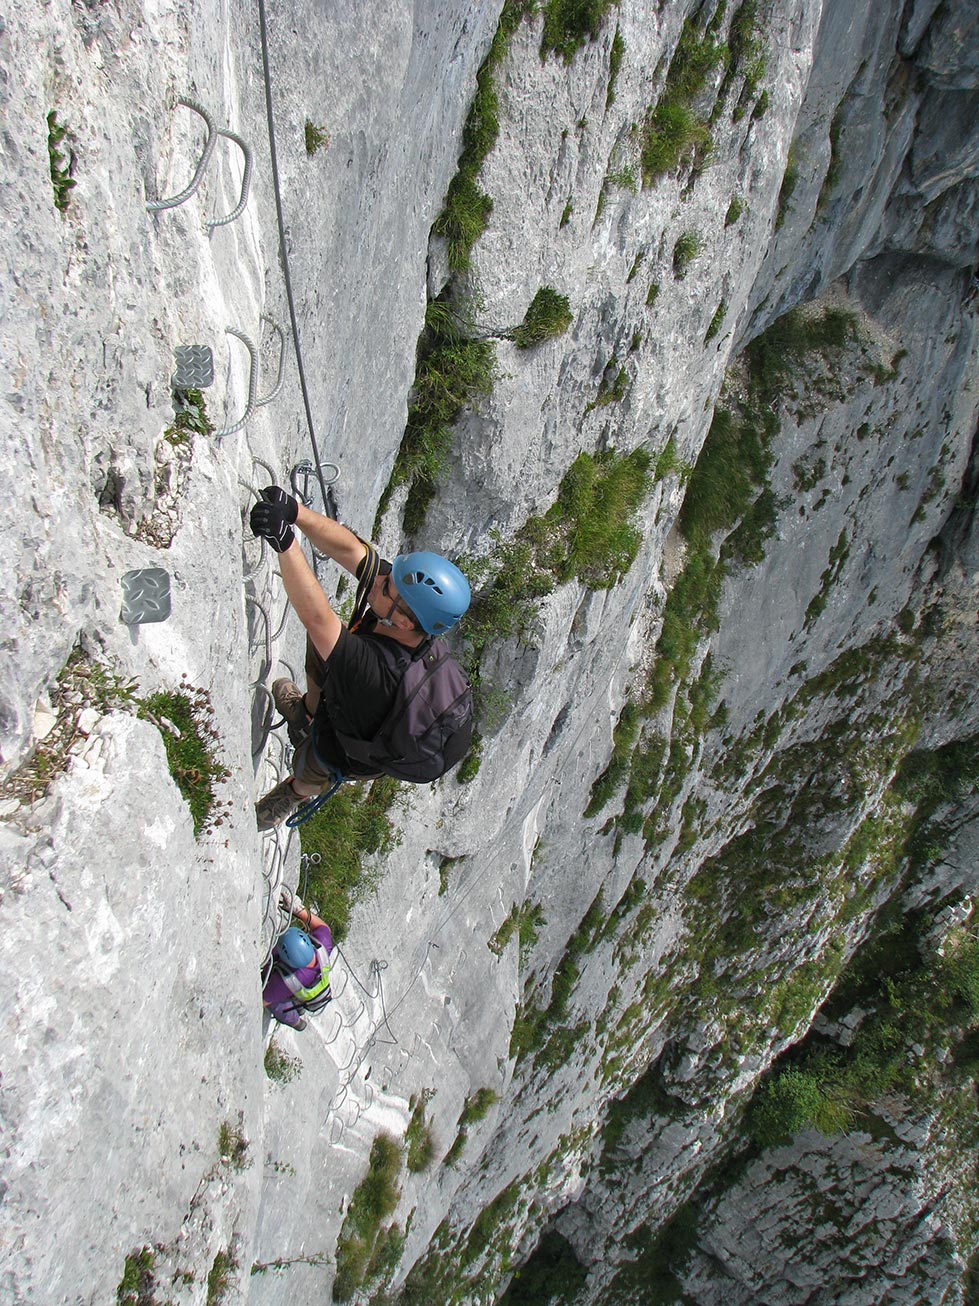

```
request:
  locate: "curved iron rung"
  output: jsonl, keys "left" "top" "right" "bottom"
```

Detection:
{"left": 217, "top": 321, "right": 286, "bottom": 438}
{"left": 206, "top": 126, "right": 252, "bottom": 230}
{"left": 254, "top": 315, "right": 286, "bottom": 408}
{"left": 146, "top": 97, "right": 218, "bottom": 213}
{"left": 215, "top": 328, "right": 259, "bottom": 438}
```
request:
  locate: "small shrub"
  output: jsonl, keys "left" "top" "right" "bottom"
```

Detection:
{"left": 218, "top": 1119, "right": 249, "bottom": 1170}
{"left": 405, "top": 1093, "right": 436, "bottom": 1172}
{"left": 264, "top": 1038, "right": 302, "bottom": 1086}
{"left": 47, "top": 110, "right": 77, "bottom": 213}
{"left": 541, "top": 0, "right": 615, "bottom": 62}
{"left": 165, "top": 389, "right": 213, "bottom": 445}
{"left": 1, "top": 650, "right": 137, "bottom": 809}
{"left": 138, "top": 686, "right": 231, "bottom": 838}
{"left": 206, "top": 1249, "right": 236, "bottom": 1306}
{"left": 509, "top": 287, "right": 573, "bottom": 348}
{"left": 646, "top": 281, "right": 660, "bottom": 307}
{"left": 304, "top": 120, "right": 330, "bottom": 155}
{"left": 298, "top": 776, "right": 404, "bottom": 941}
{"left": 672, "top": 231, "right": 702, "bottom": 278}
{"left": 117, "top": 1248, "right": 158, "bottom": 1305}
{"left": 607, "top": 27, "right": 625, "bottom": 107}
{"left": 725, "top": 196, "right": 745, "bottom": 226}
{"left": 559, "top": 198, "right": 573, "bottom": 228}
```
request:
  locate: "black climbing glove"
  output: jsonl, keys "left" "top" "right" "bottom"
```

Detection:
{"left": 260, "top": 485, "right": 299, "bottom": 524}
{"left": 249, "top": 486, "right": 298, "bottom": 553}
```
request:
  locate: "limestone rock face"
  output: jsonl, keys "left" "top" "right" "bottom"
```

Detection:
{"left": 2, "top": 0, "right": 978, "bottom": 1303}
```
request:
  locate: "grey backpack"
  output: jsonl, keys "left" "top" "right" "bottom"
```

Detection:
{"left": 335, "top": 638, "right": 473, "bottom": 783}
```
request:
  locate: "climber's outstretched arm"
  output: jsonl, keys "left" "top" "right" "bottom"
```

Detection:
{"left": 295, "top": 504, "right": 367, "bottom": 577}
{"left": 276, "top": 539, "right": 343, "bottom": 661}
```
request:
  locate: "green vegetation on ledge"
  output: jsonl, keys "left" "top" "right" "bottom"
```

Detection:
{"left": 47, "top": 110, "right": 77, "bottom": 213}
{"left": 540, "top": 0, "right": 616, "bottom": 63}
{"left": 509, "top": 287, "right": 573, "bottom": 348}
{"left": 297, "top": 777, "right": 404, "bottom": 941}
{"left": 584, "top": 303, "right": 862, "bottom": 855}
{"left": 333, "top": 1133, "right": 403, "bottom": 1302}
{"left": 434, "top": 1, "right": 531, "bottom": 274}
{"left": 139, "top": 686, "right": 231, "bottom": 838}
{"left": 640, "top": 3, "right": 767, "bottom": 185}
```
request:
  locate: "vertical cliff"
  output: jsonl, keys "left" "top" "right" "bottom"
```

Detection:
{"left": 1, "top": 0, "right": 978, "bottom": 1303}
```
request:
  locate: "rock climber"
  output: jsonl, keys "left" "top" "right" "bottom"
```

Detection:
{"left": 249, "top": 486, "right": 471, "bottom": 829}
{"left": 263, "top": 898, "right": 333, "bottom": 1030}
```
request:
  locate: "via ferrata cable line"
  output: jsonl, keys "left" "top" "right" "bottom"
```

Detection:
{"left": 255, "top": 0, "right": 336, "bottom": 535}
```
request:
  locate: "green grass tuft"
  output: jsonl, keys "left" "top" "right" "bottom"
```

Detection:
{"left": 444, "top": 1088, "right": 499, "bottom": 1164}
{"left": 725, "top": 195, "right": 745, "bottom": 226}
{"left": 540, "top": 0, "right": 616, "bottom": 62}
{"left": 606, "top": 27, "right": 625, "bottom": 106}
{"left": 47, "top": 110, "right": 77, "bottom": 213}
{"left": 138, "top": 687, "right": 230, "bottom": 838}
{"left": 297, "top": 776, "right": 403, "bottom": 942}
{"left": 380, "top": 305, "right": 497, "bottom": 535}
{"left": 304, "top": 120, "right": 330, "bottom": 155}
{"left": 117, "top": 1249, "right": 157, "bottom": 1305}
{"left": 405, "top": 1093, "right": 436, "bottom": 1172}
{"left": 206, "top": 1249, "right": 236, "bottom": 1305}
{"left": 705, "top": 299, "right": 727, "bottom": 342}
{"left": 641, "top": 100, "right": 711, "bottom": 183}
{"left": 509, "top": 287, "right": 573, "bottom": 348}
{"left": 333, "top": 1133, "right": 403, "bottom": 1301}
{"left": 672, "top": 230, "right": 702, "bottom": 278}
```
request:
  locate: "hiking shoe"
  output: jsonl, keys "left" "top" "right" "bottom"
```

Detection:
{"left": 272, "top": 678, "right": 312, "bottom": 746}
{"left": 255, "top": 778, "right": 304, "bottom": 831}
{"left": 293, "top": 1015, "right": 308, "bottom": 1032}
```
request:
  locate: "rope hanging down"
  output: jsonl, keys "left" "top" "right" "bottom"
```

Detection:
{"left": 256, "top": 0, "right": 335, "bottom": 522}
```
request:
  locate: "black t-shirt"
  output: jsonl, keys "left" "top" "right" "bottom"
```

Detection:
{"left": 312, "top": 612, "right": 406, "bottom": 777}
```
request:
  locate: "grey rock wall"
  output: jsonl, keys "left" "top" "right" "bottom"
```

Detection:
{"left": 2, "top": 0, "right": 979, "bottom": 1303}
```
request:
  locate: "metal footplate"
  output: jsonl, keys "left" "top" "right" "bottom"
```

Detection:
{"left": 120, "top": 568, "right": 172, "bottom": 625}
{"left": 172, "top": 345, "right": 214, "bottom": 390}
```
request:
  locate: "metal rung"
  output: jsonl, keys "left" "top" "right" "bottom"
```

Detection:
{"left": 146, "top": 96, "right": 252, "bottom": 230}
{"left": 214, "top": 315, "right": 287, "bottom": 438}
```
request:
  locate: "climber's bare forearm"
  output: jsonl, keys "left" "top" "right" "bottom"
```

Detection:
{"left": 295, "top": 505, "right": 367, "bottom": 576}
{"left": 277, "top": 539, "right": 342, "bottom": 660}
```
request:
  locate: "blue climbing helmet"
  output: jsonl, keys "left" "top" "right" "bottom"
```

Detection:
{"left": 391, "top": 551, "right": 471, "bottom": 635}
{"left": 276, "top": 926, "right": 315, "bottom": 970}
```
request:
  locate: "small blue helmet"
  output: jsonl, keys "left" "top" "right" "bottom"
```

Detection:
{"left": 392, "top": 552, "right": 471, "bottom": 635}
{"left": 277, "top": 927, "right": 315, "bottom": 970}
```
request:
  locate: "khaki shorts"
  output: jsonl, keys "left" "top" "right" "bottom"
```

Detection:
{"left": 292, "top": 730, "right": 342, "bottom": 791}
